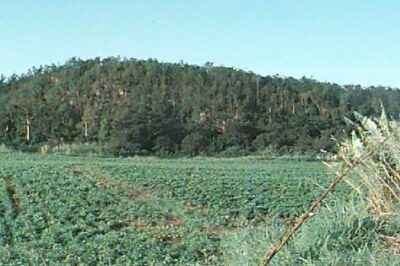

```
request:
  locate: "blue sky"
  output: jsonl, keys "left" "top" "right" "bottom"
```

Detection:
{"left": 1, "top": 0, "right": 399, "bottom": 87}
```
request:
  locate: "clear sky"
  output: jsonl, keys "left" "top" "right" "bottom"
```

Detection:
{"left": 1, "top": 0, "right": 399, "bottom": 88}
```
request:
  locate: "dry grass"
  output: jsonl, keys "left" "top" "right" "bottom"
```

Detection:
{"left": 335, "top": 108, "right": 400, "bottom": 217}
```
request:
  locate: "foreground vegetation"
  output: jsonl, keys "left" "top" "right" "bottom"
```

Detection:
{"left": 1, "top": 57, "right": 399, "bottom": 156}
{"left": 1, "top": 154, "right": 398, "bottom": 265}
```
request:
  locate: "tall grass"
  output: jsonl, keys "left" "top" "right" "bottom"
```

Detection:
{"left": 337, "top": 108, "right": 400, "bottom": 216}
{"left": 43, "top": 143, "right": 110, "bottom": 157}
{"left": 222, "top": 199, "right": 400, "bottom": 265}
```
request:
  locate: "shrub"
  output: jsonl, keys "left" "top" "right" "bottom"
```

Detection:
{"left": 51, "top": 143, "right": 110, "bottom": 157}
{"left": 0, "top": 144, "right": 13, "bottom": 154}
{"left": 181, "top": 132, "right": 209, "bottom": 156}
{"left": 218, "top": 145, "right": 247, "bottom": 157}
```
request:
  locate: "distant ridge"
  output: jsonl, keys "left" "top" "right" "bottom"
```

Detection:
{"left": 0, "top": 57, "right": 399, "bottom": 156}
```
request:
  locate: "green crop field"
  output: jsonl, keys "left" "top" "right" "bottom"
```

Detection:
{"left": 0, "top": 154, "right": 398, "bottom": 265}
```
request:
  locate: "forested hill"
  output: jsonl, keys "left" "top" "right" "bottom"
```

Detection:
{"left": 0, "top": 57, "right": 399, "bottom": 156}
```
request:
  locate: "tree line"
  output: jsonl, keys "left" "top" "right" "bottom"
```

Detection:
{"left": 0, "top": 57, "right": 399, "bottom": 156}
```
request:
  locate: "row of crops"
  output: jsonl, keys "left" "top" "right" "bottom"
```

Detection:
{"left": 0, "top": 154, "right": 350, "bottom": 265}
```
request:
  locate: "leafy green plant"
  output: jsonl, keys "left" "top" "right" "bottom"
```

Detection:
{"left": 0, "top": 155, "right": 331, "bottom": 264}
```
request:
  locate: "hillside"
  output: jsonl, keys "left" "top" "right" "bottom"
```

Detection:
{"left": 0, "top": 57, "right": 399, "bottom": 156}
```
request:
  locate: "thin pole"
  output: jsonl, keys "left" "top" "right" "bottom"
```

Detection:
{"left": 259, "top": 151, "right": 373, "bottom": 265}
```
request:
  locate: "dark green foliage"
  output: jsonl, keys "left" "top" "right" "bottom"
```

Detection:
{"left": 0, "top": 57, "right": 399, "bottom": 156}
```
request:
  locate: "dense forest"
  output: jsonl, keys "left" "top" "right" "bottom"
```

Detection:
{"left": 0, "top": 57, "right": 399, "bottom": 156}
